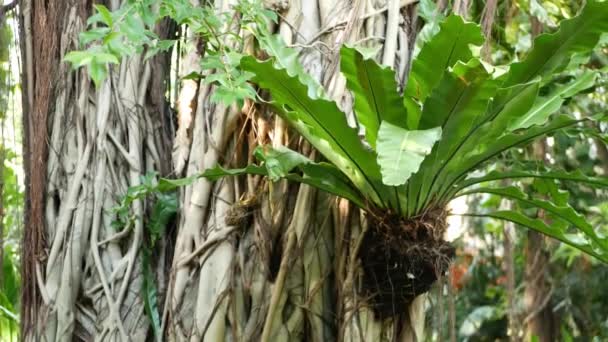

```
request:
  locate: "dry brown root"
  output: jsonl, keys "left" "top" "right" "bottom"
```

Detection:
{"left": 359, "top": 208, "right": 455, "bottom": 318}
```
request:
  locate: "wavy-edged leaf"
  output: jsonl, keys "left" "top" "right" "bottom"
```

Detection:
{"left": 438, "top": 114, "right": 582, "bottom": 201}
{"left": 199, "top": 162, "right": 366, "bottom": 208}
{"left": 408, "top": 60, "right": 498, "bottom": 213}
{"left": 404, "top": 15, "right": 484, "bottom": 129}
{"left": 437, "top": 1, "right": 608, "bottom": 193}
{"left": 424, "top": 80, "right": 541, "bottom": 206}
{"left": 455, "top": 168, "right": 608, "bottom": 194}
{"left": 162, "top": 146, "right": 367, "bottom": 207}
{"left": 241, "top": 56, "right": 389, "bottom": 207}
{"left": 256, "top": 34, "right": 326, "bottom": 99}
{"left": 340, "top": 46, "right": 406, "bottom": 147}
{"left": 462, "top": 211, "right": 608, "bottom": 263}
{"left": 509, "top": 71, "right": 598, "bottom": 130}
{"left": 459, "top": 186, "right": 606, "bottom": 249}
{"left": 503, "top": 0, "right": 608, "bottom": 87}
{"left": 376, "top": 121, "right": 441, "bottom": 186}
{"left": 438, "top": 0, "right": 608, "bottom": 192}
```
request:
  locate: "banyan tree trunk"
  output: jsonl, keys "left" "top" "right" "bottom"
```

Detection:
{"left": 20, "top": 0, "right": 429, "bottom": 341}
{"left": 165, "top": 1, "right": 424, "bottom": 341}
{"left": 20, "top": 0, "right": 174, "bottom": 340}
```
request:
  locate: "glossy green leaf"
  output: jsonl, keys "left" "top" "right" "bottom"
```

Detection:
{"left": 410, "top": 60, "right": 498, "bottom": 212}
{"left": 462, "top": 211, "right": 608, "bottom": 263}
{"left": 509, "top": 71, "right": 598, "bottom": 130}
{"left": 438, "top": 114, "right": 582, "bottom": 201}
{"left": 253, "top": 145, "right": 310, "bottom": 181}
{"left": 427, "top": 80, "right": 541, "bottom": 205}
{"left": 404, "top": 15, "right": 484, "bottom": 129}
{"left": 504, "top": 0, "right": 608, "bottom": 87}
{"left": 340, "top": 45, "right": 406, "bottom": 147}
{"left": 241, "top": 56, "right": 388, "bottom": 207}
{"left": 459, "top": 186, "right": 606, "bottom": 250}
{"left": 250, "top": 146, "right": 365, "bottom": 207}
{"left": 93, "top": 4, "right": 113, "bottom": 27}
{"left": 291, "top": 163, "right": 367, "bottom": 209}
{"left": 256, "top": 34, "right": 326, "bottom": 99}
{"left": 455, "top": 168, "right": 608, "bottom": 194}
{"left": 435, "top": 0, "right": 608, "bottom": 197}
{"left": 199, "top": 163, "right": 366, "bottom": 208}
{"left": 376, "top": 121, "right": 441, "bottom": 186}
{"left": 156, "top": 145, "right": 366, "bottom": 207}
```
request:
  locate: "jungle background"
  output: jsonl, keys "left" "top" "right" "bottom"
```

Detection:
{"left": 1, "top": 0, "right": 608, "bottom": 341}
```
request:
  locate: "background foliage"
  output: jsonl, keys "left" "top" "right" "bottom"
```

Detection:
{"left": 0, "top": 5, "right": 23, "bottom": 341}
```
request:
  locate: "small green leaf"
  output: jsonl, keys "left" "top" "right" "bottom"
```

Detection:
{"left": 79, "top": 27, "right": 111, "bottom": 45}
{"left": 89, "top": 60, "right": 108, "bottom": 87}
{"left": 157, "top": 39, "right": 176, "bottom": 51}
{"left": 376, "top": 121, "right": 442, "bottom": 186}
{"left": 94, "top": 52, "right": 120, "bottom": 65}
{"left": 148, "top": 193, "right": 178, "bottom": 244}
{"left": 157, "top": 175, "right": 200, "bottom": 192}
{"left": 64, "top": 51, "right": 93, "bottom": 68}
{"left": 93, "top": 4, "right": 113, "bottom": 27}
{"left": 254, "top": 145, "right": 309, "bottom": 181}
{"left": 181, "top": 72, "right": 203, "bottom": 80}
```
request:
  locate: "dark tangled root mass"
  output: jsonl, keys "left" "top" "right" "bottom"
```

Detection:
{"left": 359, "top": 207, "right": 455, "bottom": 318}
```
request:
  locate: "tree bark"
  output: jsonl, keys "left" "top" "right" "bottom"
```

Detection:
{"left": 20, "top": 0, "right": 174, "bottom": 340}
{"left": 165, "top": 0, "right": 423, "bottom": 341}
{"left": 20, "top": 0, "right": 426, "bottom": 341}
{"left": 523, "top": 18, "right": 558, "bottom": 342}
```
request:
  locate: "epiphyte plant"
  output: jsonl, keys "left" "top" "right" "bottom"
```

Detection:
{"left": 82, "top": 0, "right": 608, "bottom": 318}
{"left": 185, "top": 0, "right": 608, "bottom": 315}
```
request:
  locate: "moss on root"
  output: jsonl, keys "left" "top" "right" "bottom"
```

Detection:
{"left": 359, "top": 208, "right": 455, "bottom": 318}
